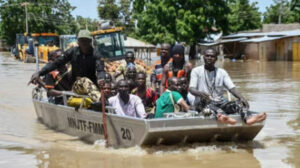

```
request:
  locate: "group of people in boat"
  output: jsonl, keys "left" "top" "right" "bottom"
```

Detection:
{"left": 29, "top": 30, "right": 266, "bottom": 125}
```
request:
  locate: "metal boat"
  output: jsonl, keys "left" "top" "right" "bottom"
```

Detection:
{"left": 32, "top": 89, "right": 265, "bottom": 148}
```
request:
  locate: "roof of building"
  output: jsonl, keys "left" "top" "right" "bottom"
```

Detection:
{"left": 198, "top": 37, "right": 247, "bottom": 46}
{"left": 124, "top": 37, "right": 155, "bottom": 49}
{"left": 198, "top": 29, "right": 300, "bottom": 45}
{"left": 223, "top": 29, "right": 300, "bottom": 39}
{"left": 240, "top": 36, "right": 282, "bottom": 43}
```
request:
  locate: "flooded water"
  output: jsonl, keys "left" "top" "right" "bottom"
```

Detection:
{"left": 0, "top": 52, "right": 300, "bottom": 168}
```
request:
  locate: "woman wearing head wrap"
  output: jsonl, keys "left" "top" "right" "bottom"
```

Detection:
{"left": 160, "top": 44, "right": 193, "bottom": 94}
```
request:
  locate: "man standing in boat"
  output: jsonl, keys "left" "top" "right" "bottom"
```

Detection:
{"left": 160, "top": 44, "right": 193, "bottom": 94}
{"left": 189, "top": 48, "right": 266, "bottom": 125}
{"left": 29, "top": 30, "right": 105, "bottom": 87}
{"left": 113, "top": 51, "right": 145, "bottom": 80}
{"left": 151, "top": 43, "right": 172, "bottom": 92}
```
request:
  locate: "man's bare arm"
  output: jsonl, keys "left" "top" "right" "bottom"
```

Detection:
{"left": 189, "top": 87, "right": 210, "bottom": 101}
{"left": 160, "top": 65, "right": 169, "bottom": 94}
{"left": 178, "top": 99, "right": 190, "bottom": 112}
{"left": 229, "top": 87, "right": 249, "bottom": 108}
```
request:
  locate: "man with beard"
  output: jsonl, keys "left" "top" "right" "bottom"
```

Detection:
{"left": 108, "top": 79, "right": 147, "bottom": 118}
{"left": 155, "top": 77, "right": 190, "bottom": 118}
{"left": 189, "top": 48, "right": 266, "bottom": 125}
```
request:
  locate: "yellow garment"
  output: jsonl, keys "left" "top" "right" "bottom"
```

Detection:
{"left": 67, "top": 97, "right": 93, "bottom": 108}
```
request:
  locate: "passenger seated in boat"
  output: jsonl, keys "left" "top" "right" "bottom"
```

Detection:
{"left": 108, "top": 79, "right": 147, "bottom": 118}
{"left": 102, "top": 82, "right": 112, "bottom": 100}
{"left": 113, "top": 51, "right": 145, "bottom": 80}
{"left": 179, "top": 76, "right": 192, "bottom": 105}
{"left": 155, "top": 77, "right": 190, "bottom": 118}
{"left": 131, "top": 72, "right": 158, "bottom": 113}
{"left": 37, "top": 49, "right": 72, "bottom": 104}
{"left": 189, "top": 48, "right": 266, "bottom": 125}
{"left": 125, "top": 63, "right": 137, "bottom": 92}
{"left": 110, "top": 83, "right": 117, "bottom": 97}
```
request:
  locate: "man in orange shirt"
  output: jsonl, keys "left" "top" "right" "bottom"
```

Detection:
{"left": 151, "top": 43, "right": 172, "bottom": 92}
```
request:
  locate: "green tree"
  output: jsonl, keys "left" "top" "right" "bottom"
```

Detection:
{"left": 98, "top": 0, "right": 120, "bottom": 22}
{"left": 227, "top": 0, "right": 262, "bottom": 33}
{"left": 98, "top": 0, "right": 134, "bottom": 35}
{"left": 133, "top": 0, "right": 230, "bottom": 58}
{"left": 291, "top": 0, "right": 300, "bottom": 11}
{"left": 119, "top": 0, "right": 134, "bottom": 35}
{"left": 0, "top": 0, "right": 77, "bottom": 45}
{"left": 263, "top": 0, "right": 300, "bottom": 23}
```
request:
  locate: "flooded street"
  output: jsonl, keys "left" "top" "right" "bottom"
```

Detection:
{"left": 0, "top": 52, "right": 300, "bottom": 168}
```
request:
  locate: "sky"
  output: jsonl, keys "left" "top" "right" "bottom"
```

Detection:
{"left": 68, "top": 0, "right": 275, "bottom": 20}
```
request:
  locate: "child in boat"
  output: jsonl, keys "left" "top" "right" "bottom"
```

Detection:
{"left": 110, "top": 83, "right": 117, "bottom": 97}
{"left": 155, "top": 77, "right": 190, "bottom": 118}
{"left": 131, "top": 72, "right": 158, "bottom": 113}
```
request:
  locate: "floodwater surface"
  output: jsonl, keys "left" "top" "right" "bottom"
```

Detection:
{"left": 0, "top": 52, "right": 300, "bottom": 168}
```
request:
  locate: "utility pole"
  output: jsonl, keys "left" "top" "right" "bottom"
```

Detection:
{"left": 278, "top": 0, "right": 283, "bottom": 24}
{"left": 85, "top": 19, "right": 88, "bottom": 30}
{"left": 21, "top": 2, "right": 29, "bottom": 34}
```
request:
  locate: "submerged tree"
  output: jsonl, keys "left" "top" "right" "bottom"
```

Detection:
{"left": 0, "top": 0, "right": 77, "bottom": 45}
{"left": 227, "top": 0, "right": 262, "bottom": 33}
{"left": 133, "top": 0, "right": 230, "bottom": 58}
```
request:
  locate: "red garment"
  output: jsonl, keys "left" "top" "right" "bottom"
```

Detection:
{"left": 132, "top": 87, "right": 157, "bottom": 110}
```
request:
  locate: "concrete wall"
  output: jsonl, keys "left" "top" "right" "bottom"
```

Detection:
{"left": 262, "top": 23, "right": 300, "bottom": 32}
{"left": 244, "top": 38, "right": 300, "bottom": 61}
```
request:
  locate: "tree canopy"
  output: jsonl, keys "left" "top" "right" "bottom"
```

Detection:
{"left": 263, "top": 0, "right": 300, "bottom": 23}
{"left": 75, "top": 16, "right": 99, "bottom": 32}
{"left": 97, "top": 0, "right": 134, "bottom": 35}
{"left": 227, "top": 0, "right": 262, "bottom": 33}
{"left": 0, "top": 0, "right": 77, "bottom": 45}
{"left": 132, "top": 0, "right": 230, "bottom": 46}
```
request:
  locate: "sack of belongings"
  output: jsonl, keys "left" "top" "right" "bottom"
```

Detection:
{"left": 72, "top": 77, "right": 101, "bottom": 102}
{"left": 67, "top": 97, "right": 93, "bottom": 108}
{"left": 67, "top": 77, "right": 101, "bottom": 108}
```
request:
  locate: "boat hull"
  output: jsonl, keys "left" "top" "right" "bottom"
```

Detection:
{"left": 33, "top": 99, "right": 264, "bottom": 148}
